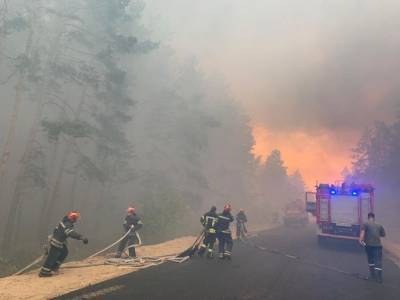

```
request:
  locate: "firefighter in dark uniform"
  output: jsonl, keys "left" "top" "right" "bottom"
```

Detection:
{"left": 39, "top": 211, "right": 88, "bottom": 277}
{"left": 198, "top": 206, "right": 218, "bottom": 258}
{"left": 115, "top": 207, "right": 143, "bottom": 258}
{"left": 217, "top": 204, "right": 234, "bottom": 259}
{"left": 236, "top": 209, "right": 248, "bottom": 240}
{"left": 359, "top": 212, "right": 386, "bottom": 283}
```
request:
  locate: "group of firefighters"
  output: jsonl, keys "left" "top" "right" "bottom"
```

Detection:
{"left": 198, "top": 204, "right": 247, "bottom": 260}
{"left": 39, "top": 204, "right": 247, "bottom": 277}
{"left": 38, "top": 205, "right": 386, "bottom": 284}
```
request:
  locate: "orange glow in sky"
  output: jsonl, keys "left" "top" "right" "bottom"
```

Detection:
{"left": 252, "top": 125, "right": 353, "bottom": 189}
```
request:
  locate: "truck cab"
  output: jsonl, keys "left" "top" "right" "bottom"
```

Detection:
{"left": 306, "top": 183, "right": 374, "bottom": 244}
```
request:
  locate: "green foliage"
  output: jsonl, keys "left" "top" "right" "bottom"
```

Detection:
{"left": 140, "top": 187, "right": 196, "bottom": 242}
{"left": 41, "top": 120, "right": 94, "bottom": 143}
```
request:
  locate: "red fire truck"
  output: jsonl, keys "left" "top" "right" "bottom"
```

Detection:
{"left": 306, "top": 183, "right": 375, "bottom": 244}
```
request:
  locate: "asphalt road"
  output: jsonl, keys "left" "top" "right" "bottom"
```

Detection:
{"left": 57, "top": 225, "right": 400, "bottom": 300}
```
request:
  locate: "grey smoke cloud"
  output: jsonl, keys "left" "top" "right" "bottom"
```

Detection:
{"left": 143, "top": 0, "right": 400, "bottom": 132}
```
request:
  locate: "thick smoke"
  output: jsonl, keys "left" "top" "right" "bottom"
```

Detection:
{"left": 143, "top": 0, "right": 400, "bottom": 132}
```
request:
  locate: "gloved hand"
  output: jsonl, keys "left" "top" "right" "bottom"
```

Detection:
{"left": 82, "top": 238, "right": 89, "bottom": 245}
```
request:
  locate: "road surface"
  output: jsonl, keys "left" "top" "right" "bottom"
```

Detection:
{"left": 57, "top": 225, "right": 400, "bottom": 300}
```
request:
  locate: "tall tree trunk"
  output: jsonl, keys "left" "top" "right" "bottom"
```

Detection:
{"left": 37, "top": 87, "right": 88, "bottom": 238}
{"left": 0, "top": 3, "right": 35, "bottom": 193}
{"left": 0, "top": 13, "right": 65, "bottom": 256}
{"left": 67, "top": 166, "right": 79, "bottom": 210}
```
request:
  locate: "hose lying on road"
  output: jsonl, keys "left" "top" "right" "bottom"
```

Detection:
{"left": 244, "top": 234, "right": 400, "bottom": 291}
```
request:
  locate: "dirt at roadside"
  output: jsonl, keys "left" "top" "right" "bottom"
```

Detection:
{"left": 0, "top": 236, "right": 196, "bottom": 300}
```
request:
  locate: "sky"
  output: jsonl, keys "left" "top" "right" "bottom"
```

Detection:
{"left": 142, "top": 0, "right": 400, "bottom": 188}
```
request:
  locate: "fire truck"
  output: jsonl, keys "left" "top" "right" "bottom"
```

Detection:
{"left": 306, "top": 183, "right": 375, "bottom": 244}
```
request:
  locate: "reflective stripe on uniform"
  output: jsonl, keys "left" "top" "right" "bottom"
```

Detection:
{"left": 50, "top": 238, "right": 64, "bottom": 248}
{"left": 218, "top": 216, "right": 231, "bottom": 220}
{"left": 375, "top": 267, "right": 383, "bottom": 271}
{"left": 59, "top": 222, "right": 66, "bottom": 229}
{"left": 65, "top": 229, "right": 74, "bottom": 235}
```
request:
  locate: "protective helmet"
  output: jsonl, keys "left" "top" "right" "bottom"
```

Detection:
{"left": 127, "top": 207, "right": 136, "bottom": 214}
{"left": 210, "top": 206, "right": 217, "bottom": 212}
{"left": 223, "top": 204, "right": 231, "bottom": 212}
{"left": 68, "top": 211, "right": 80, "bottom": 222}
{"left": 239, "top": 208, "right": 245, "bottom": 213}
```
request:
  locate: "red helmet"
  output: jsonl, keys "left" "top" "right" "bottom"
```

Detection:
{"left": 223, "top": 204, "right": 231, "bottom": 212}
{"left": 68, "top": 211, "right": 80, "bottom": 222}
{"left": 127, "top": 207, "right": 136, "bottom": 214}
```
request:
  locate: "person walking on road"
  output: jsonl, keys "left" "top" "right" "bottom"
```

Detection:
{"left": 115, "top": 207, "right": 143, "bottom": 258}
{"left": 217, "top": 204, "right": 234, "bottom": 260}
{"left": 359, "top": 212, "right": 386, "bottom": 283}
{"left": 236, "top": 209, "right": 248, "bottom": 240}
{"left": 39, "top": 211, "right": 88, "bottom": 277}
{"left": 198, "top": 206, "right": 218, "bottom": 258}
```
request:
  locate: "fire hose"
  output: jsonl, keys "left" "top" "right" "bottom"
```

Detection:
{"left": 86, "top": 226, "right": 139, "bottom": 259}
{"left": 12, "top": 227, "right": 195, "bottom": 276}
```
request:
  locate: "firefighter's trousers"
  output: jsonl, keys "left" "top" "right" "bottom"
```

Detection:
{"left": 40, "top": 244, "right": 68, "bottom": 275}
{"left": 236, "top": 222, "right": 247, "bottom": 239}
{"left": 218, "top": 232, "right": 233, "bottom": 258}
{"left": 198, "top": 232, "right": 216, "bottom": 256}
{"left": 365, "top": 245, "right": 383, "bottom": 278}
{"left": 117, "top": 234, "right": 138, "bottom": 257}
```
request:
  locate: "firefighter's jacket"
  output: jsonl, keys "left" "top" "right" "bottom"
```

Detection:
{"left": 236, "top": 212, "right": 247, "bottom": 224}
{"left": 50, "top": 216, "right": 82, "bottom": 249}
{"left": 123, "top": 214, "right": 143, "bottom": 236}
{"left": 216, "top": 212, "right": 234, "bottom": 234}
{"left": 200, "top": 211, "right": 218, "bottom": 234}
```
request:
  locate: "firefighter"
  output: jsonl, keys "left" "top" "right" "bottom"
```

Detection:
{"left": 198, "top": 206, "right": 218, "bottom": 258}
{"left": 236, "top": 209, "right": 248, "bottom": 240}
{"left": 39, "top": 211, "right": 88, "bottom": 277}
{"left": 359, "top": 212, "right": 386, "bottom": 283}
{"left": 216, "top": 204, "right": 234, "bottom": 260}
{"left": 115, "top": 207, "right": 143, "bottom": 258}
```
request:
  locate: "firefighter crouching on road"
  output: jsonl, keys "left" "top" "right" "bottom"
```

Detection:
{"left": 217, "top": 204, "right": 234, "bottom": 260}
{"left": 236, "top": 209, "right": 248, "bottom": 240}
{"left": 39, "top": 211, "right": 88, "bottom": 277}
{"left": 359, "top": 212, "right": 386, "bottom": 283}
{"left": 198, "top": 206, "right": 218, "bottom": 258}
{"left": 115, "top": 207, "right": 143, "bottom": 258}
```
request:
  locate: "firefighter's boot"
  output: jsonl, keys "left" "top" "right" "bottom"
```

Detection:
{"left": 367, "top": 266, "right": 376, "bottom": 281}
{"left": 224, "top": 251, "right": 232, "bottom": 260}
{"left": 218, "top": 252, "right": 224, "bottom": 259}
{"left": 206, "top": 248, "right": 214, "bottom": 259}
{"left": 376, "top": 269, "right": 383, "bottom": 283}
